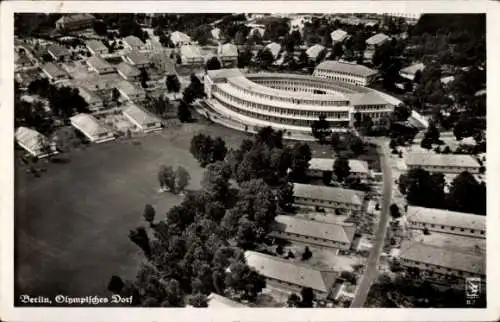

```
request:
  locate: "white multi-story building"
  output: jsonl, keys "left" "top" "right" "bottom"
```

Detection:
{"left": 217, "top": 43, "right": 238, "bottom": 67}
{"left": 399, "top": 63, "right": 425, "bottom": 81}
{"left": 77, "top": 86, "right": 104, "bottom": 112}
{"left": 405, "top": 153, "right": 482, "bottom": 174}
{"left": 406, "top": 206, "right": 486, "bottom": 238}
{"left": 293, "top": 183, "right": 365, "bottom": 214}
{"left": 313, "top": 61, "right": 378, "bottom": 86}
{"left": 269, "top": 215, "right": 356, "bottom": 251}
{"left": 180, "top": 45, "right": 204, "bottom": 65}
{"left": 204, "top": 68, "right": 396, "bottom": 135}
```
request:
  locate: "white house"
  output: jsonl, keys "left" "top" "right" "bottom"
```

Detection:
{"left": 123, "top": 35, "right": 145, "bottom": 51}
{"left": 15, "top": 127, "right": 57, "bottom": 158}
{"left": 70, "top": 113, "right": 115, "bottom": 143}
{"left": 170, "top": 31, "right": 191, "bottom": 47}
{"left": 86, "top": 40, "right": 109, "bottom": 56}
{"left": 180, "top": 45, "right": 204, "bottom": 65}
{"left": 122, "top": 104, "right": 162, "bottom": 132}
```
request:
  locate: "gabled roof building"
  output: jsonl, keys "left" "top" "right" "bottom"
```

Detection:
{"left": 70, "top": 113, "right": 115, "bottom": 143}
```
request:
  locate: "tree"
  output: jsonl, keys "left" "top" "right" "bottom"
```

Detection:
{"left": 287, "top": 293, "right": 301, "bottom": 307}
{"left": 212, "top": 137, "right": 228, "bottom": 162}
{"left": 287, "top": 250, "right": 295, "bottom": 259}
{"left": 333, "top": 157, "right": 351, "bottom": 183}
{"left": 276, "top": 244, "right": 284, "bottom": 255}
{"left": 392, "top": 104, "right": 411, "bottom": 122}
{"left": 143, "top": 204, "right": 156, "bottom": 226}
{"left": 322, "top": 170, "right": 333, "bottom": 186}
{"left": 158, "top": 165, "right": 175, "bottom": 191}
{"left": 420, "top": 137, "right": 433, "bottom": 150}
{"left": 257, "top": 48, "right": 275, "bottom": 70}
{"left": 332, "top": 42, "right": 344, "bottom": 59}
{"left": 301, "top": 246, "right": 312, "bottom": 261}
{"left": 389, "top": 204, "right": 401, "bottom": 218}
{"left": 129, "top": 227, "right": 152, "bottom": 259}
{"left": 399, "top": 168, "right": 446, "bottom": 209}
{"left": 290, "top": 143, "right": 312, "bottom": 182}
{"left": 166, "top": 74, "right": 181, "bottom": 93}
{"left": 190, "top": 134, "right": 214, "bottom": 167}
{"left": 225, "top": 261, "right": 266, "bottom": 301}
{"left": 174, "top": 166, "right": 191, "bottom": 194}
{"left": 177, "top": 101, "right": 192, "bottom": 123}
{"left": 237, "top": 47, "right": 253, "bottom": 68}
{"left": 424, "top": 121, "right": 440, "bottom": 144}
{"left": 187, "top": 293, "right": 208, "bottom": 307}
{"left": 447, "top": 171, "right": 486, "bottom": 215}
{"left": 112, "top": 87, "right": 120, "bottom": 101}
{"left": 107, "top": 275, "right": 125, "bottom": 294}
{"left": 277, "top": 183, "right": 294, "bottom": 212}
{"left": 206, "top": 56, "right": 221, "bottom": 70}
{"left": 140, "top": 68, "right": 149, "bottom": 89}
{"left": 201, "top": 161, "right": 232, "bottom": 202}
{"left": 300, "top": 287, "right": 315, "bottom": 307}
{"left": 311, "top": 115, "right": 331, "bottom": 143}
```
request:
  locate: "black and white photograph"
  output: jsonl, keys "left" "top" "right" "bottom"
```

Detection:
{"left": 1, "top": 1, "right": 498, "bottom": 321}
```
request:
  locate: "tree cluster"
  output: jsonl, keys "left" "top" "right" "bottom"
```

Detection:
{"left": 158, "top": 165, "right": 191, "bottom": 194}
{"left": 190, "top": 133, "right": 228, "bottom": 167}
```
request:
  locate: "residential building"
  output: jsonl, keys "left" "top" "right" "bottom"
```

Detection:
{"left": 399, "top": 236, "right": 485, "bottom": 281}
{"left": 87, "top": 55, "right": 116, "bottom": 75}
{"left": 217, "top": 43, "right": 238, "bottom": 67}
{"left": 206, "top": 293, "right": 247, "bottom": 308}
{"left": 306, "top": 44, "right": 326, "bottom": 62}
{"left": 117, "top": 62, "right": 141, "bottom": 81}
{"left": 86, "top": 40, "right": 109, "bottom": 56}
{"left": 122, "top": 104, "right": 162, "bottom": 132}
{"left": 55, "top": 13, "right": 95, "bottom": 31}
{"left": 77, "top": 86, "right": 104, "bottom": 112}
{"left": 399, "top": 63, "right": 425, "bottom": 81}
{"left": 383, "top": 13, "right": 421, "bottom": 22}
{"left": 70, "top": 113, "right": 115, "bottom": 144}
{"left": 406, "top": 206, "right": 485, "bottom": 238}
{"left": 330, "top": 29, "right": 348, "bottom": 44}
{"left": 41, "top": 63, "right": 68, "bottom": 81}
{"left": 313, "top": 61, "right": 378, "bottom": 86}
{"left": 180, "top": 45, "right": 204, "bottom": 65}
{"left": 170, "top": 31, "right": 191, "bottom": 47}
{"left": 405, "top": 153, "right": 482, "bottom": 174}
{"left": 145, "top": 39, "right": 164, "bottom": 53}
{"left": 122, "top": 51, "right": 151, "bottom": 69}
{"left": 15, "top": 127, "right": 57, "bottom": 158}
{"left": 265, "top": 42, "right": 281, "bottom": 59}
{"left": 269, "top": 215, "right": 356, "bottom": 251}
{"left": 123, "top": 35, "right": 145, "bottom": 51}
{"left": 308, "top": 158, "right": 370, "bottom": 179}
{"left": 116, "top": 81, "right": 146, "bottom": 102}
{"left": 364, "top": 33, "right": 390, "bottom": 60}
{"left": 150, "top": 52, "right": 176, "bottom": 75}
{"left": 293, "top": 183, "right": 364, "bottom": 213}
{"left": 47, "top": 44, "right": 71, "bottom": 62}
{"left": 245, "top": 251, "right": 338, "bottom": 300}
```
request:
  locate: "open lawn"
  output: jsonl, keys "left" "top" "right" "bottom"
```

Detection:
{"left": 14, "top": 122, "right": 253, "bottom": 305}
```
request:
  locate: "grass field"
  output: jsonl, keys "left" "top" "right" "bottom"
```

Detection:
{"left": 14, "top": 122, "right": 253, "bottom": 305}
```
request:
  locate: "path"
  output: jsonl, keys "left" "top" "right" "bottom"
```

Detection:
{"left": 350, "top": 139, "right": 393, "bottom": 307}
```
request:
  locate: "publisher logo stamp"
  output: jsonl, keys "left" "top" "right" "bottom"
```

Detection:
{"left": 465, "top": 277, "right": 481, "bottom": 305}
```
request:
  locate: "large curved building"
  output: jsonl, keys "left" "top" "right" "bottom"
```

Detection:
{"left": 203, "top": 68, "right": 399, "bottom": 135}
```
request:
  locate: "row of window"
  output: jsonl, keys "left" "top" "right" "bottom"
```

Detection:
{"left": 401, "top": 258, "right": 482, "bottom": 278}
{"left": 215, "top": 98, "right": 350, "bottom": 128}
{"left": 275, "top": 231, "right": 348, "bottom": 247}
{"left": 294, "top": 196, "right": 360, "bottom": 209}
{"left": 213, "top": 87, "right": 351, "bottom": 119}
{"left": 409, "top": 221, "right": 485, "bottom": 235}
{"left": 228, "top": 79, "right": 350, "bottom": 106}
{"left": 252, "top": 77, "right": 357, "bottom": 94}
{"left": 408, "top": 165, "right": 479, "bottom": 172}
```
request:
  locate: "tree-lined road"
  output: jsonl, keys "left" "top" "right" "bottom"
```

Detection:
{"left": 351, "top": 140, "right": 393, "bottom": 307}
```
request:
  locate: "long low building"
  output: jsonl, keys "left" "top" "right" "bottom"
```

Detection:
{"left": 313, "top": 61, "right": 378, "bottom": 86}
{"left": 70, "top": 113, "right": 115, "bottom": 143}
{"left": 206, "top": 293, "right": 248, "bottom": 308}
{"left": 180, "top": 45, "right": 204, "bottom": 65}
{"left": 245, "top": 251, "right": 338, "bottom": 300}
{"left": 308, "top": 158, "right": 370, "bottom": 179}
{"left": 293, "top": 183, "right": 365, "bottom": 213}
{"left": 405, "top": 153, "right": 481, "bottom": 174}
{"left": 269, "top": 215, "right": 356, "bottom": 251}
{"left": 399, "top": 237, "right": 485, "bottom": 280}
{"left": 15, "top": 127, "right": 57, "bottom": 158}
{"left": 123, "top": 104, "right": 162, "bottom": 133}
{"left": 406, "top": 206, "right": 485, "bottom": 238}
{"left": 204, "top": 68, "right": 397, "bottom": 135}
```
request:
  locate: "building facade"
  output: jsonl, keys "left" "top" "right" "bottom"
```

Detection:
{"left": 293, "top": 183, "right": 364, "bottom": 213}
{"left": 87, "top": 56, "right": 116, "bottom": 75}
{"left": 55, "top": 13, "right": 95, "bottom": 31}
{"left": 217, "top": 43, "right": 238, "bottom": 67}
{"left": 204, "top": 68, "right": 396, "bottom": 135}
{"left": 70, "top": 113, "right": 115, "bottom": 144}
{"left": 122, "top": 104, "right": 162, "bottom": 132}
{"left": 405, "top": 153, "right": 482, "bottom": 174}
{"left": 307, "top": 158, "right": 370, "bottom": 179}
{"left": 180, "top": 45, "right": 204, "bottom": 65}
{"left": 313, "top": 61, "right": 378, "bottom": 86}
{"left": 86, "top": 40, "right": 109, "bottom": 56}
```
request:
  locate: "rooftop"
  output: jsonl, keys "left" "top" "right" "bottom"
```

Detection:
{"left": 245, "top": 251, "right": 338, "bottom": 293}
{"left": 399, "top": 238, "right": 485, "bottom": 276}
{"left": 86, "top": 40, "right": 108, "bottom": 53}
{"left": 180, "top": 45, "right": 203, "bottom": 59}
{"left": 219, "top": 43, "right": 238, "bottom": 57}
{"left": 70, "top": 113, "right": 113, "bottom": 138}
{"left": 330, "top": 29, "right": 348, "bottom": 42}
{"left": 406, "top": 206, "right": 486, "bottom": 232}
{"left": 309, "top": 158, "right": 369, "bottom": 174}
{"left": 207, "top": 293, "right": 247, "bottom": 308}
{"left": 170, "top": 31, "right": 191, "bottom": 44}
{"left": 117, "top": 62, "right": 141, "bottom": 78}
{"left": 47, "top": 44, "right": 70, "bottom": 57}
{"left": 56, "top": 13, "right": 95, "bottom": 24}
{"left": 272, "top": 215, "right": 356, "bottom": 244}
{"left": 293, "top": 183, "right": 364, "bottom": 205}
{"left": 366, "top": 33, "right": 390, "bottom": 46}
{"left": 15, "top": 127, "right": 50, "bottom": 155}
{"left": 123, "top": 104, "right": 161, "bottom": 126}
{"left": 400, "top": 63, "right": 425, "bottom": 75}
{"left": 306, "top": 44, "right": 326, "bottom": 59}
{"left": 41, "top": 62, "right": 67, "bottom": 79}
{"left": 123, "top": 35, "right": 145, "bottom": 48}
{"left": 265, "top": 42, "right": 281, "bottom": 58}
{"left": 87, "top": 55, "right": 115, "bottom": 71}
{"left": 348, "top": 91, "right": 390, "bottom": 106}
{"left": 315, "top": 61, "right": 378, "bottom": 77}
{"left": 117, "top": 80, "right": 144, "bottom": 96}
{"left": 405, "top": 153, "right": 481, "bottom": 169}
{"left": 124, "top": 51, "right": 150, "bottom": 66}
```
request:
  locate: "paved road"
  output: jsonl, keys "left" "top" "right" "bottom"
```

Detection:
{"left": 350, "top": 140, "right": 393, "bottom": 307}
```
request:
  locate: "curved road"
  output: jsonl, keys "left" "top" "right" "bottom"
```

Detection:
{"left": 350, "top": 140, "right": 393, "bottom": 307}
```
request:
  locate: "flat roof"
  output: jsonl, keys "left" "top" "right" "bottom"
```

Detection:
{"left": 245, "top": 251, "right": 338, "bottom": 293}
{"left": 348, "top": 91, "right": 390, "bottom": 106}
{"left": 407, "top": 206, "right": 486, "bottom": 232}
{"left": 330, "top": 29, "right": 348, "bottom": 42}
{"left": 405, "top": 153, "right": 481, "bottom": 169}
{"left": 70, "top": 113, "right": 112, "bottom": 138}
{"left": 87, "top": 55, "right": 114, "bottom": 71}
{"left": 309, "top": 158, "right": 369, "bottom": 174}
{"left": 207, "top": 293, "right": 247, "bottom": 308}
{"left": 123, "top": 104, "right": 161, "bottom": 126}
{"left": 219, "top": 43, "right": 238, "bottom": 57}
{"left": 272, "top": 215, "right": 356, "bottom": 244}
{"left": 366, "top": 33, "right": 390, "bottom": 46}
{"left": 170, "top": 31, "right": 191, "bottom": 44}
{"left": 315, "top": 61, "right": 378, "bottom": 77}
{"left": 293, "top": 183, "right": 364, "bottom": 205}
{"left": 399, "top": 238, "right": 485, "bottom": 276}
{"left": 123, "top": 35, "right": 145, "bottom": 48}
{"left": 86, "top": 40, "right": 108, "bottom": 53}
{"left": 117, "top": 62, "right": 141, "bottom": 77}
{"left": 180, "top": 45, "right": 203, "bottom": 59}
{"left": 42, "top": 62, "right": 67, "bottom": 79}
{"left": 125, "top": 51, "right": 150, "bottom": 66}
{"left": 117, "top": 80, "right": 144, "bottom": 96}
